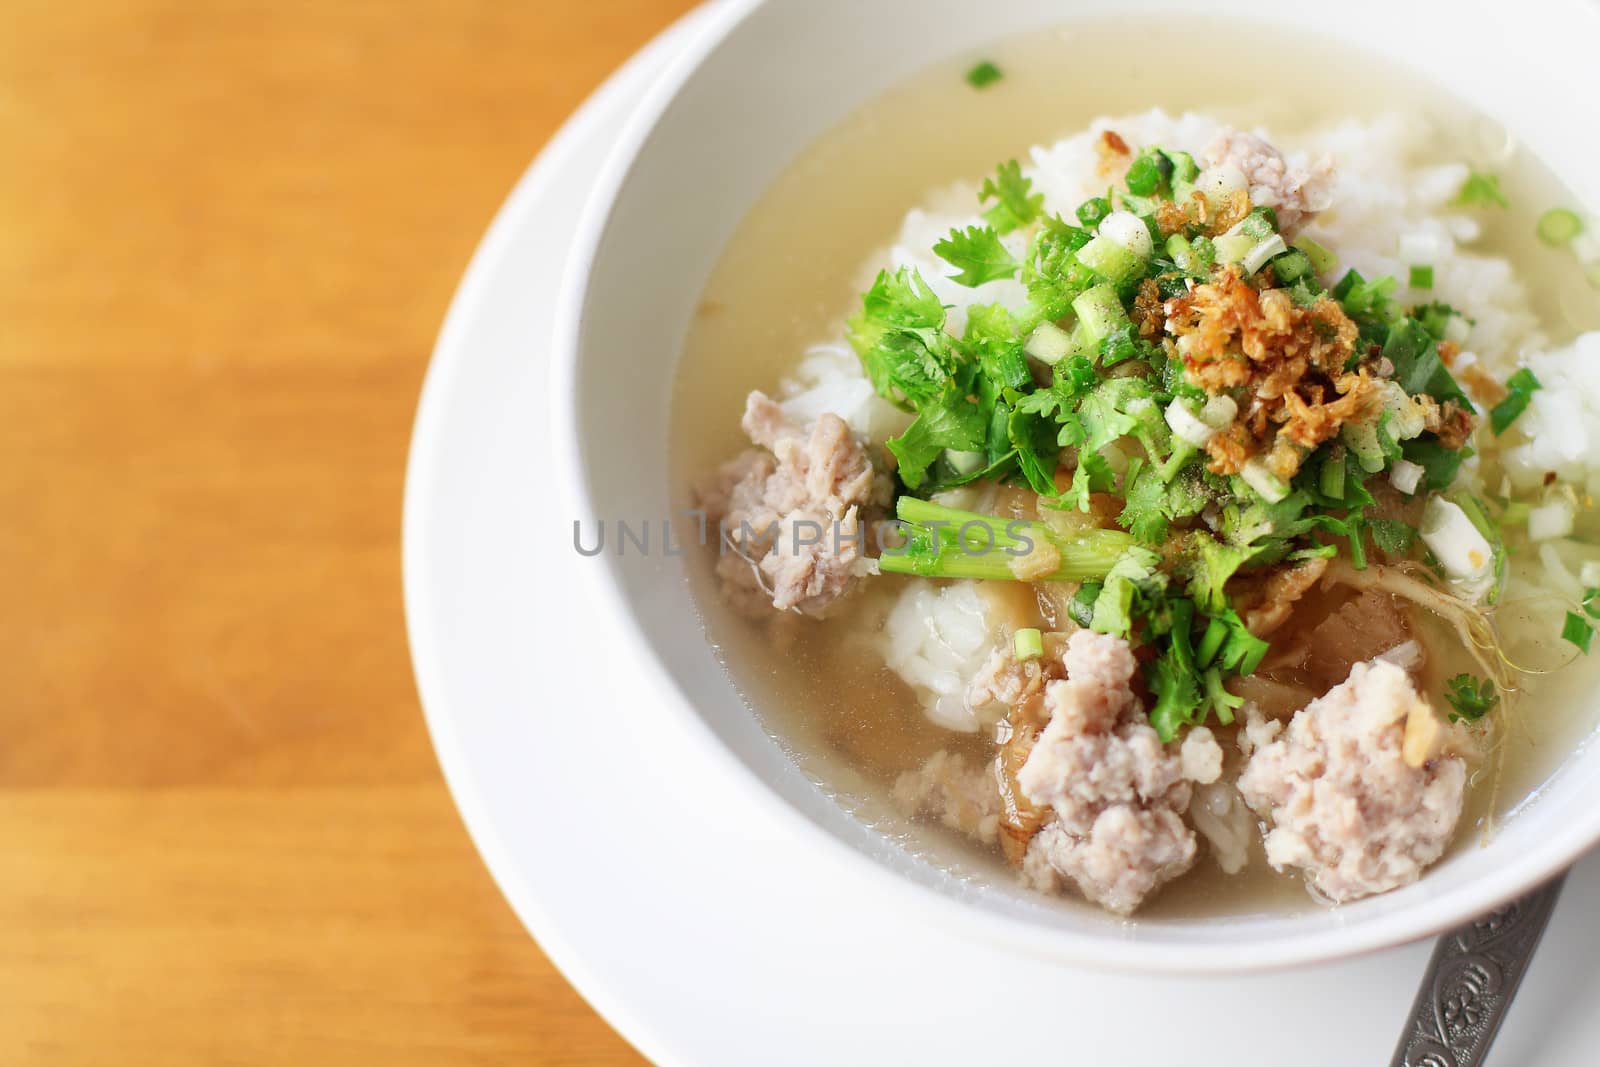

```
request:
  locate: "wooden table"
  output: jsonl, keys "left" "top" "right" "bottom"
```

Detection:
{"left": 0, "top": 2, "right": 699, "bottom": 1061}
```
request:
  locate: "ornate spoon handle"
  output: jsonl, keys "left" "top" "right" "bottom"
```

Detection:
{"left": 1390, "top": 873, "right": 1567, "bottom": 1067}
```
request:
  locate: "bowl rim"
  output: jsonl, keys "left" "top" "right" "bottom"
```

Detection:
{"left": 549, "top": 0, "right": 1600, "bottom": 974}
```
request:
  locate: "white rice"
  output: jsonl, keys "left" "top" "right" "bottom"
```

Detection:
{"left": 879, "top": 580, "right": 998, "bottom": 733}
{"left": 767, "top": 110, "right": 1595, "bottom": 731}
{"left": 1501, "top": 332, "right": 1600, "bottom": 495}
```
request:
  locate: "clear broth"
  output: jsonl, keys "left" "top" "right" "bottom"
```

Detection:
{"left": 671, "top": 19, "right": 1600, "bottom": 918}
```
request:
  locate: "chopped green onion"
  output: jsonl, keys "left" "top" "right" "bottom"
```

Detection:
{"left": 1238, "top": 458, "right": 1290, "bottom": 503}
{"left": 1166, "top": 233, "right": 1201, "bottom": 274}
{"left": 1073, "top": 284, "right": 1130, "bottom": 344}
{"left": 1023, "top": 321, "right": 1076, "bottom": 365}
{"left": 1214, "top": 234, "right": 1256, "bottom": 266}
{"left": 1165, "top": 150, "right": 1199, "bottom": 184}
{"left": 1014, "top": 627, "right": 1044, "bottom": 662}
{"left": 1389, "top": 459, "right": 1425, "bottom": 496}
{"left": 1409, "top": 264, "right": 1434, "bottom": 289}
{"left": 1420, "top": 496, "right": 1498, "bottom": 603}
{"left": 1272, "top": 250, "right": 1314, "bottom": 284}
{"left": 1076, "top": 196, "right": 1112, "bottom": 228}
{"left": 1125, "top": 150, "right": 1172, "bottom": 197}
{"left": 1237, "top": 210, "right": 1278, "bottom": 240}
{"left": 1241, "top": 235, "right": 1288, "bottom": 276}
{"left": 1076, "top": 234, "right": 1143, "bottom": 287}
{"left": 965, "top": 61, "right": 1002, "bottom": 89}
{"left": 1537, "top": 208, "right": 1583, "bottom": 247}
{"left": 1489, "top": 367, "right": 1542, "bottom": 435}
{"left": 1292, "top": 236, "right": 1337, "bottom": 275}
{"left": 1585, "top": 587, "right": 1600, "bottom": 620}
{"left": 1342, "top": 421, "right": 1386, "bottom": 474}
{"left": 1164, "top": 398, "right": 1218, "bottom": 448}
{"left": 1097, "top": 211, "right": 1156, "bottom": 258}
{"left": 1562, "top": 610, "right": 1595, "bottom": 654}
{"left": 1454, "top": 170, "right": 1509, "bottom": 209}
{"left": 1319, "top": 446, "right": 1347, "bottom": 500}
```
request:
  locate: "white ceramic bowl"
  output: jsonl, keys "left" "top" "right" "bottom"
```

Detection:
{"left": 552, "top": 0, "right": 1600, "bottom": 972}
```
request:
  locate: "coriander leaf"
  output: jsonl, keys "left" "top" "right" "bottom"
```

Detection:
{"left": 1162, "top": 462, "right": 1211, "bottom": 517}
{"left": 1489, "top": 367, "right": 1542, "bottom": 435}
{"left": 887, "top": 392, "right": 986, "bottom": 489}
{"left": 1068, "top": 582, "right": 1102, "bottom": 627}
{"left": 1021, "top": 215, "right": 1096, "bottom": 323}
{"left": 846, "top": 267, "right": 956, "bottom": 407}
{"left": 1562, "top": 610, "right": 1594, "bottom": 653}
{"left": 980, "top": 160, "right": 1045, "bottom": 235}
{"left": 961, "top": 303, "right": 1031, "bottom": 390}
{"left": 1444, "top": 673, "right": 1498, "bottom": 723}
{"left": 1089, "top": 547, "right": 1165, "bottom": 637}
{"left": 1054, "top": 411, "right": 1087, "bottom": 448}
{"left": 1220, "top": 490, "right": 1314, "bottom": 549}
{"left": 1455, "top": 170, "right": 1509, "bottom": 209}
{"left": 1402, "top": 435, "right": 1468, "bottom": 493}
{"left": 1076, "top": 378, "right": 1153, "bottom": 454}
{"left": 1058, "top": 450, "right": 1113, "bottom": 512}
{"left": 1007, "top": 404, "right": 1063, "bottom": 498}
{"left": 965, "top": 60, "right": 1002, "bottom": 89}
{"left": 1118, "top": 460, "right": 1172, "bottom": 544}
{"left": 1181, "top": 534, "right": 1259, "bottom": 613}
{"left": 1146, "top": 599, "right": 1202, "bottom": 741}
{"left": 1205, "top": 608, "right": 1270, "bottom": 675}
{"left": 1333, "top": 269, "right": 1400, "bottom": 333}
{"left": 1369, "top": 517, "right": 1418, "bottom": 558}
{"left": 1383, "top": 316, "right": 1475, "bottom": 412}
{"left": 934, "top": 225, "right": 1022, "bottom": 287}
{"left": 1120, "top": 462, "right": 1211, "bottom": 546}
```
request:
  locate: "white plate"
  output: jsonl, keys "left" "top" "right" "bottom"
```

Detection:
{"left": 403, "top": 7, "right": 1600, "bottom": 1063}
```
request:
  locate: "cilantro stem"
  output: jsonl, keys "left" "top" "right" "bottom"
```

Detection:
{"left": 879, "top": 498, "right": 1137, "bottom": 583}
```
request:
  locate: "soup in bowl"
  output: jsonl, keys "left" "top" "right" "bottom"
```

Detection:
{"left": 554, "top": 0, "right": 1600, "bottom": 970}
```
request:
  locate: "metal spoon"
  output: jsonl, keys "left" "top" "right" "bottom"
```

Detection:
{"left": 1389, "top": 873, "right": 1567, "bottom": 1066}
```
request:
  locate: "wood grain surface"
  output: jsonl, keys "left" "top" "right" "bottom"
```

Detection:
{"left": 0, "top": 2, "right": 700, "bottom": 1062}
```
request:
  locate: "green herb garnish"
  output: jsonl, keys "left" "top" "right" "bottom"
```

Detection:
{"left": 1454, "top": 170, "right": 1509, "bottom": 209}
{"left": 1444, "top": 673, "right": 1498, "bottom": 723}
{"left": 1536, "top": 208, "right": 1582, "bottom": 247}
{"left": 1562, "top": 611, "right": 1595, "bottom": 654}
{"left": 1489, "top": 367, "right": 1542, "bottom": 435}
{"left": 848, "top": 141, "right": 1488, "bottom": 742}
{"left": 1370, "top": 517, "right": 1418, "bottom": 558}
{"left": 979, "top": 160, "right": 1044, "bottom": 234}
{"left": 934, "top": 225, "right": 1021, "bottom": 287}
{"left": 965, "top": 61, "right": 1002, "bottom": 89}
